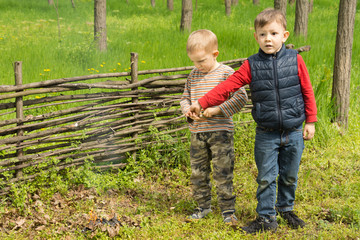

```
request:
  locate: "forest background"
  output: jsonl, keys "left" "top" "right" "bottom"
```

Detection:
{"left": 0, "top": 0, "right": 360, "bottom": 239}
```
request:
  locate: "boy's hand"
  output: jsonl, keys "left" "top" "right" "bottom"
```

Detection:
{"left": 189, "top": 100, "right": 202, "bottom": 116}
{"left": 303, "top": 122, "right": 315, "bottom": 140}
{"left": 203, "top": 107, "right": 221, "bottom": 118}
{"left": 185, "top": 109, "right": 205, "bottom": 121}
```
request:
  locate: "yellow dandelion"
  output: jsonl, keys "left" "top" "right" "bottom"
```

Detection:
{"left": 100, "top": 64, "right": 103, "bottom": 67}
{"left": 125, "top": 68, "right": 128, "bottom": 71}
{"left": 141, "top": 60, "right": 146, "bottom": 63}
{"left": 102, "top": 62, "right": 106, "bottom": 64}
{"left": 35, "top": 96, "right": 41, "bottom": 99}
{"left": 91, "top": 68, "right": 95, "bottom": 70}
{"left": 117, "top": 63, "right": 121, "bottom": 66}
{"left": 39, "top": 73, "right": 43, "bottom": 76}
{"left": 96, "top": 70, "right": 99, "bottom": 72}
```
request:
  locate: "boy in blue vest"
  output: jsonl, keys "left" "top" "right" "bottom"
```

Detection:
{"left": 189, "top": 9, "right": 317, "bottom": 233}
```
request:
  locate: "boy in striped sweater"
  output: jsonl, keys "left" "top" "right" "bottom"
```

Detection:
{"left": 180, "top": 29, "right": 248, "bottom": 224}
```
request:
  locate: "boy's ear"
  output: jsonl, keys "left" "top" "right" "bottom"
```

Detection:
{"left": 282, "top": 31, "right": 290, "bottom": 43}
{"left": 254, "top": 32, "right": 258, "bottom": 41}
{"left": 213, "top": 50, "right": 219, "bottom": 57}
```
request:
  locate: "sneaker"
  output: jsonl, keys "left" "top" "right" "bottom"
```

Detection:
{"left": 279, "top": 211, "right": 306, "bottom": 229}
{"left": 222, "top": 210, "right": 238, "bottom": 225}
{"left": 241, "top": 216, "right": 278, "bottom": 234}
{"left": 185, "top": 208, "right": 212, "bottom": 222}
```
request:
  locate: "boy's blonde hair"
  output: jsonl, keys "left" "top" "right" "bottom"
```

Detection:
{"left": 186, "top": 29, "right": 218, "bottom": 54}
{"left": 254, "top": 8, "right": 287, "bottom": 31}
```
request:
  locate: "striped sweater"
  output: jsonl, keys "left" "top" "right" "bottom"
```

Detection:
{"left": 180, "top": 64, "right": 248, "bottom": 133}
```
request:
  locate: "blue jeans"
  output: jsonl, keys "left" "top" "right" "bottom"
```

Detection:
{"left": 254, "top": 126, "right": 304, "bottom": 220}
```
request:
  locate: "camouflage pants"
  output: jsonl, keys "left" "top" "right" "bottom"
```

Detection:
{"left": 190, "top": 131, "right": 236, "bottom": 212}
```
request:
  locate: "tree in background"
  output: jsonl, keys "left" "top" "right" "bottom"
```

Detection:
{"left": 180, "top": 0, "right": 192, "bottom": 32}
{"left": 167, "top": 0, "right": 174, "bottom": 11}
{"left": 331, "top": 0, "right": 357, "bottom": 129}
{"left": 274, "top": 0, "right": 287, "bottom": 17}
{"left": 232, "top": 0, "right": 239, "bottom": 5}
{"left": 48, "top": 0, "right": 54, "bottom": 5}
{"left": 253, "top": 0, "right": 260, "bottom": 5}
{"left": 225, "top": 0, "right": 231, "bottom": 16}
{"left": 288, "top": 0, "right": 295, "bottom": 5}
{"left": 94, "top": 0, "right": 107, "bottom": 51}
{"left": 294, "top": 0, "right": 308, "bottom": 38}
{"left": 151, "top": 0, "right": 155, "bottom": 7}
{"left": 309, "top": 0, "right": 313, "bottom": 12}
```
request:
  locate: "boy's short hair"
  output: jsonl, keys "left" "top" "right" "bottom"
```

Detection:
{"left": 254, "top": 8, "right": 287, "bottom": 31}
{"left": 186, "top": 29, "right": 218, "bottom": 54}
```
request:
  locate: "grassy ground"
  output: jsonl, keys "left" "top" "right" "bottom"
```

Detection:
{"left": 0, "top": 119, "right": 359, "bottom": 239}
{"left": 1, "top": 0, "right": 360, "bottom": 239}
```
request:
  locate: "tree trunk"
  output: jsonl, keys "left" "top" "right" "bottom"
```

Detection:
{"left": 294, "top": 0, "right": 308, "bottom": 37}
{"left": 232, "top": 0, "right": 239, "bottom": 5}
{"left": 48, "top": 0, "right": 54, "bottom": 5}
{"left": 94, "top": 0, "right": 107, "bottom": 52}
{"left": 225, "top": 0, "right": 231, "bottom": 16}
{"left": 71, "top": 0, "right": 76, "bottom": 8}
{"left": 274, "top": 0, "right": 287, "bottom": 17}
{"left": 253, "top": 0, "right": 260, "bottom": 5}
{"left": 309, "top": 0, "right": 313, "bottom": 13}
{"left": 180, "top": 0, "right": 192, "bottom": 32}
{"left": 167, "top": 0, "right": 174, "bottom": 11}
{"left": 151, "top": 0, "right": 155, "bottom": 7}
{"left": 331, "top": 0, "right": 356, "bottom": 129}
{"left": 288, "top": 0, "right": 295, "bottom": 5}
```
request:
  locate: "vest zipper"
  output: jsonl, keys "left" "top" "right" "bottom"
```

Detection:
{"left": 272, "top": 55, "right": 283, "bottom": 129}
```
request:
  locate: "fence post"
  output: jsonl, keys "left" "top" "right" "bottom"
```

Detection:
{"left": 14, "top": 61, "right": 24, "bottom": 178}
{"left": 130, "top": 53, "right": 139, "bottom": 160}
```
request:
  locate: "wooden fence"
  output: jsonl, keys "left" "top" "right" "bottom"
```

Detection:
{"left": 0, "top": 45, "right": 309, "bottom": 195}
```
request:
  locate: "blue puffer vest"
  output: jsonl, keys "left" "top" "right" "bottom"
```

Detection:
{"left": 248, "top": 44, "right": 306, "bottom": 130}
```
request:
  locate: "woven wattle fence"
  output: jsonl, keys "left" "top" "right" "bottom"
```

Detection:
{"left": 0, "top": 45, "right": 310, "bottom": 195}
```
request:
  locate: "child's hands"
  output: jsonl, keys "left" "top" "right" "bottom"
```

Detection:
{"left": 189, "top": 101, "right": 202, "bottom": 117}
{"left": 185, "top": 110, "right": 204, "bottom": 121}
{"left": 203, "top": 107, "right": 221, "bottom": 118}
{"left": 303, "top": 122, "right": 315, "bottom": 140}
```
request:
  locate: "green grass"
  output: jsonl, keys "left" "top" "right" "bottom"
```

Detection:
{"left": 1, "top": 0, "right": 359, "bottom": 124}
{"left": 1, "top": 0, "right": 360, "bottom": 239}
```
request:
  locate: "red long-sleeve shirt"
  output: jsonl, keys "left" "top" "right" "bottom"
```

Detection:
{"left": 199, "top": 54, "right": 317, "bottom": 123}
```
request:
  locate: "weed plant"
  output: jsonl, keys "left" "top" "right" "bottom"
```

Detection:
{"left": 0, "top": 0, "right": 360, "bottom": 239}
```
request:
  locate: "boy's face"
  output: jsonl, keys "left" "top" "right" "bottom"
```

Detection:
{"left": 254, "top": 20, "right": 289, "bottom": 55}
{"left": 187, "top": 49, "right": 219, "bottom": 73}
